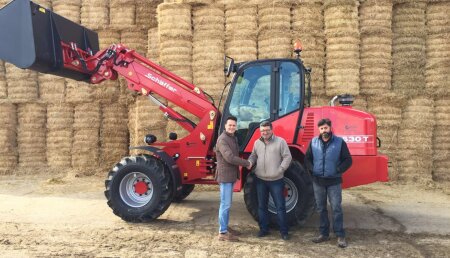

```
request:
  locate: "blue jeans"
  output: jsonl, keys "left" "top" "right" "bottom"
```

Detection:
{"left": 312, "top": 181, "right": 345, "bottom": 237}
{"left": 218, "top": 182, "right": 234, "bottom": 233}
{"left": 256, "top": 177, "right": 288, "bottom": 235}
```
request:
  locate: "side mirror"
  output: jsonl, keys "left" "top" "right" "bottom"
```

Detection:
{"left": 224, "top": 56, "right": 235, "bottom": 77}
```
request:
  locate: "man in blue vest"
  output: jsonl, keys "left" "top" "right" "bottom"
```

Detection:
{"left": 305, "top": 118, "right": 352, "bottom": 248}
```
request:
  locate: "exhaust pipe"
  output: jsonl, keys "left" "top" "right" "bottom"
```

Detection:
{"left": 0, "top": 0, "right": 99, "bottom": 81}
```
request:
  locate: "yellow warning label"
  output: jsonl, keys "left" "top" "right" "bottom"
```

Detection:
{"left": 196, "top": 160, "right": 200, "bottom": 166}
{"left": 184, "top": 172, "right": 188, "bottom": 177}
{"left": 207, "top": 121, "right": 214, "bottom": 130}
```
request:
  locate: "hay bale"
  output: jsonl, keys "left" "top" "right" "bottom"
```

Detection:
{"left": 392, "top": 1, "right": 427, "bottom": 97}
{"left": 5, "top": 63, "right": 38, "bottom": 103}
{"left": 47, "top": 104, "right": 74, "bottom": 130}
{"left": 97, "top": 29, "right": 120, "bottom": 49}
{"left": 158, "top": 3, "right": 193, "bottom": 82}
{"left": 359, "top": 0, "right": 393, "bottom": 36}
{"left": 72, "top": 103, "right": 100, "bottom": 168}
{"left": 147, "top": 27, "right": 160, "bottom": 61}
{"left": 225, "top": 5, "right": 257, "bottom": 62}
{"left": 80, "top": 0, "right": 109, "bottom": 30}
{"left": 0, "top": 60, "right": 6, "bottom": 99}
{"left": 100, "top": 103, "right": 128, "bottom": 166}
{"left": 38, "top": 73, "right": 65, "bottom": 103}
{"left": 0, "top": 103, "right": 17, "bottom": 174}
{"left": 17, "top": 103, "right": 47, "bottom": 168}
{"left": 109, "top": 0, "right": 136, "bottom": 29}
{"left": 65, "top": 79, "right": 93, "bottom": 104}
{"left": 432, "top": 97, "right": 450, "bottom": 182}
{"left": 192, "top": 5, "right": 225, "bottom": 96}
{"left": 120, "top": 27, "right": 148, "bottom": 55}
{"left": 52, "top": 0, "right": 81, "bottom": 23}
{"left": 396, "top": 97, "right": 434, "bottom": 183}
{"left": 136, "top": 0, "right": 161, "bottom": 29}
{"left": 324, "top": 0, "right": 360, "bottom": 97}
{"left": 46, "top": 104, "right": 73, "bottom": 168}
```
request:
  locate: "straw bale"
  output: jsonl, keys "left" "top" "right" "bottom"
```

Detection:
{"left": 80, "top": 0, "right": 109, "bottom": 30}
{"left": 97, "top": 29, "right": 120, "bottom": 49}
{"left": 258, "top": 36, "right": 292, "bottom": 59}
{"left": 0, "top": 103, "right": 16, "bottom": 127}
{"left": 0, "top": 61, "right": 5, "bottom": 99}
{"left": 100, "top": 103, "right": 128, "bottom": 165}
{"left": 46, "top": 129, "right": 72, "bottom": 167}
{"left": 157, "top": 3, "right": 192, "bottom": 41}
{"left": 52, "top": 0, "right": 81, "bottom": 23}
{"left": 426, "top": 2, "right": 450, "bottom": 35}
{"left": 135, "top": 0, "right": 160, "bottom": 29}
{"left": 147, "top": 28, "right": 160, "bottom": 61}
{"left": 258, "top": 5, "right": 290, "bottom": 32}
{"left": 323, "top": 0, "right": 358, "bottom": 9}
{"left": 0, "top": 128, "right": 16, "bottom": 153}
{"left": 38, "top": 74, "right": 65, "bottom": 103}
{"left": 292, "top": 2, "right": 323, "bottom": 34}
{"left": 120, "top": 28, "right": 148, "bottom": 55}
{"left": 225, "top": 5, "right": 257, "bottom": 40}
{"left": 109, "top": 0, "right": 136, "bottom": 30}
{"left": 192, "top": 5, "right": 224, "bottom": 32}
{"left": 18, "top": 103, "right": 46, "bottom": 129}
{"left": 65, "top": 79, "right": 93, "bottom": 104}
{"left": 72, "top": 128, "right": 99, "bottom": 168}
{"left": 101, "top": 103, "right": 128, "bottom": 130}
{"left": 73, "top": 103, "right": 100, "bottom": 130}
{"left": 46, "top": 104, "right": 73, "bottom": 130}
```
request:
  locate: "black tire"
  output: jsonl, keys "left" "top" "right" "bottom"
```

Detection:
{"left": 104, "top": 155, "right": 173, "bottom": 222}
{"left": 243, "top": 161, "right": 315, "bottom": 226}
{"left": 173, "top": 184, "right": 195, "bottom": 202}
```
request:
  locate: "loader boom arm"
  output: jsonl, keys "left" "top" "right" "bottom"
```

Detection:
{"left": 62, "top": 42, "right": 218, "bottom": 132}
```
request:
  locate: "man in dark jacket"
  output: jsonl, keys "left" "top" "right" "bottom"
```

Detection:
{"left": 215, "top": 116, "right": 251, "bottom": 242}
{"left": 305, "top": 118, "right": 352, "bottom": 248}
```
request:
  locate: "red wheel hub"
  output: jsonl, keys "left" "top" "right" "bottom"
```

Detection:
{"left": 134, "top": 181, "right": 148, "bottom": 195}
{"left": 283, "top": 187, "right": 289, "bottom": 197}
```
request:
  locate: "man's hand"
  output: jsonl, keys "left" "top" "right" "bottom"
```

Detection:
{"left": 246, "top": 160, "right": 253, "bottom": 170}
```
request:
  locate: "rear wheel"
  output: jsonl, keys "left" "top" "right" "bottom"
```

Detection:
{"left": 104, "top": 155, "right": 173, "bottom": 222}
{"left": 243, "top": 161, "right": 315, "bottom": 226}
{"left": 173, "top": 184, "right": 195, "bottom": 202}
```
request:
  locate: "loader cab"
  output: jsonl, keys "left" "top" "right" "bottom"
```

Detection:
{"left": 220, "top": 59, "right": 305, "bottom": 150}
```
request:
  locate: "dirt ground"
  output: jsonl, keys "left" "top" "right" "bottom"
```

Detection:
{"left": 0, "top": 173, "right": 449, "bottom": 258}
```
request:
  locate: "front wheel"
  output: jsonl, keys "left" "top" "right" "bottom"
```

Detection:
{"left": 243, "top": 161, "right": 315, "bottom": 226}
{"left": 104, "top": 155, "right": 173, "bottom": 222}
{"left": 173, "top": 184, "right": 195, "bottom": 202}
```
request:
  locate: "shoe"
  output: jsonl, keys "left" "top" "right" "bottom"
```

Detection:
{"left": 257, "top": 230, "right": 269, "bottom": 238}
{"left": 227, "top": 227, "right": 241, "bottom": 236}
{"left": 281, "top": 234, "right": 290, "bottom": 241}
{"left": 218, "top": 232, "right": 239, "bottom": 242}
{"left": 337, "top": 237, "right": 347, "bottom": 248}
{"left": 312, "top": 234, "right": 330, "bottom": 243}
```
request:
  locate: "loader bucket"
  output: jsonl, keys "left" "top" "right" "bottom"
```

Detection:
{"left": 0, "top": 0, "right": 99, "bottom": 81}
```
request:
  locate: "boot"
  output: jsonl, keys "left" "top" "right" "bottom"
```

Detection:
{"left": 218, "top": 232, "right": 239, "bottom": 242}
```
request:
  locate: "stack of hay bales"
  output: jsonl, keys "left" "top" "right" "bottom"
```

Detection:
{"left": 292, "top": 0, "right": 326, "bottom": 96}
{"left": 225, "top": 4, "right": 257, "bottom": 63}
{"left": 433, "top": 97, "right": 450, "bottom": 182}
{"left": 257, "top": 1, "right": 292, "bottom": 59}
{"left": 128, "top": 96, "right": 167, "bottom": 155}
{"left": 0, "top": 103, "right": 17, "bottom": 174}
{"left": 425, "top": 1, "right": 450, "bottom": 97}
{"left": 120, "top": 27, "right": 148, "bottom": 55}
{"left": 17, "top": 103, "right": 47, "bottom": 168}
{"left": 100, "top": 103, "right": 128, "bottom": 167}
{"left": 192, "top": 4, "right": 225, "bottom": 99}
{"left": 367, "top": 93, "right": 405, "bottom": 180}
{"left": 397, "top": 98, "right": 434, "bottom": 183}
{"left": 38, "top": 74, "right": 65, "bottom": 103}
{"left": 392, "top": 1, "right": 427, "bottom": 96}
{"left": 359, "top": 0, "right": 393, "bottom": 95}
{"left": 158, "top": 2, "right": 194, "bottom": 138}
{"left": 136, "top": 0, "right": 161, "bottom": 29}
{"left": 109, "top": 0, "right": 136, "bottom": 30}
{"left": 5, "top": 63, "right": 38, "bottom": 103}
{"left": 52, "top": 0, "right": 81, "bottom": 23}
{"left": 81, "top": 0, "right": 109, "bottom": 30}
{"left": 46, "top": 104, "right": 73, "bottom": 169}
{"left": 0, "top": 61, "right": 6, "bottom": 99}
{"left": 324, "top": 0, "right": 360, "bottom": 97}
{"left": 72, "top": 103, "right": 100, "bottom": 170}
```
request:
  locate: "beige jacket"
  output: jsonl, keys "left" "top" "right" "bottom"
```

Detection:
{"left": 248, "top": 135, "right": 292, "bottom": 181}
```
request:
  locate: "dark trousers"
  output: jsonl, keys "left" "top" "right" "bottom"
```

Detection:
{"left": 256, "top": 177, "right": 288, "bottom": 235}
{"left": 312, "top": 181, "right": 345, "bottom": 237}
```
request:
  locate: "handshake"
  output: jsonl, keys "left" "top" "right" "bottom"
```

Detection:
{"left": 246, "top": 160, "right": 253, "bottom": 170}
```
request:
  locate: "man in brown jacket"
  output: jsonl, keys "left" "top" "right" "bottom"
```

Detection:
{"left": 215, "top": 116, "right": 251, "bottom": 242}
{"left": 248, "top": 121, "right": 292, "bottom": 240}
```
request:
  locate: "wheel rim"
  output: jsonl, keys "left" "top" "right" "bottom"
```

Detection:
{"left": 119, "top": 172, "right": 154, "bottom": 208}
{"left": 268, "top": 177, "right": 298, "bottom": 214}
